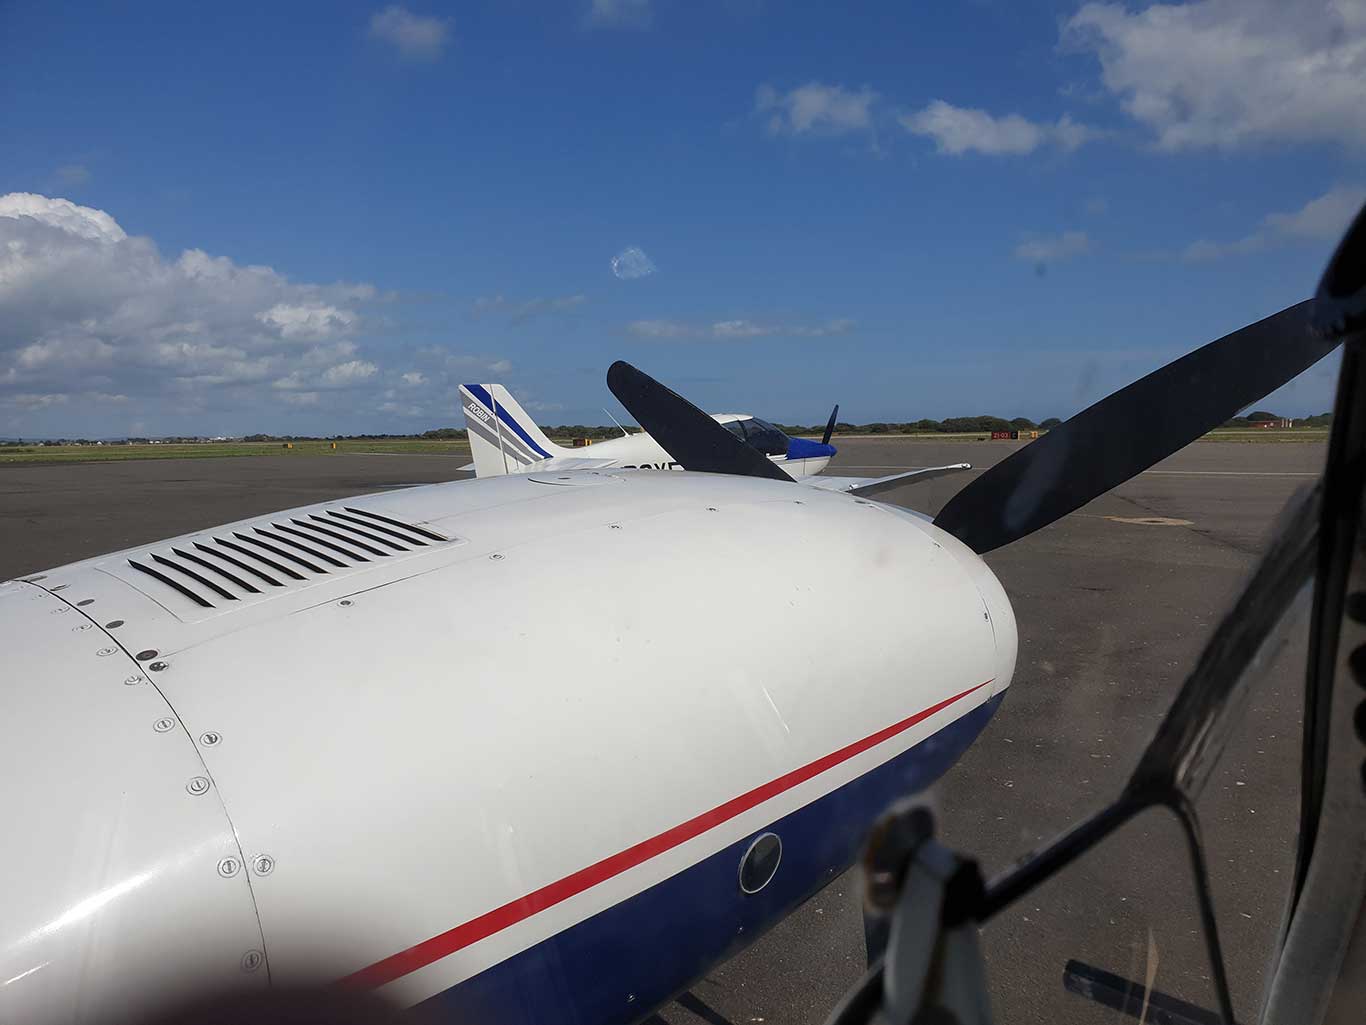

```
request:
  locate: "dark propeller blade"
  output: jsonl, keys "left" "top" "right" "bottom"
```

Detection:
{"left": 822, "top": 404, "right": 840, "bottom": 447}
{"left": 1314, "top": 201, "right": 1366, "bottom": 337}
{"left": 606, "top": 361, "right": 796, "bottom": 482}
{"left": 933, "top": 299, "right": 1336, "bottom": 554}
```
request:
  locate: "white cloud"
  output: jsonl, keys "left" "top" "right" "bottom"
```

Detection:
{"left": 0, "top": 192, "right": 524, "bottom": 435}
{"left": 900, "top": 101, "right": 1097, "bottom": 156}
{"left": 627, "top": 317, "right": 854, "bottom": 340}
{"left": 1266, "top": 184, "right": 1366, "bottom": 239}
{"left": 321, "top": 360, "right": 378, "bottom": 386}
{"left": 368, "top": 5, "right": 451, "bottom": 61}
{"left": 610, "top": 246, "right": 656, "bottom": 280}
{"left": 257, "top": 302, "right": 357, "bottom": 340}
{"left": 0, "top": 192, "right": 124, "bottom": 242}
{"left": 473, "top": 293, "right": 586, "bottom": 322}
{"left": 756, "top": 82, "right": 878, "bottom": 137}
{"left": 1182, "top": 184, "right": 1366, "bottom": 261}
{"left": 366, "top": 350, "right": 517, "bottom": 423}
{"left": 1064, "top": 0, "right": 1366, "bottom": 150}
{"left": 378, "top": 400, "right": 426, "bottom": 417}
{"left": 1014, "top": 231, "right": 1091, "bottom": 268}
{"left": 272, "top": 359, "right": 377, "bottom": 392}
{"left": 0, "top": 194, "right": 377, "bottom": 413}
{"left": 711, "top": 319, "right": 772, "bottom": 339}
{"left": 1052, "top": 114, "right": 1097, "bottom": 151}
{"left": 587, "top": 0, "right": 651, "bottom": 29}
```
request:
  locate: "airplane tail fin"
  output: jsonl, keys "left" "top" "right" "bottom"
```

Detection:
{"left": 459, "top": 384, "right": 569, "bottom": 477}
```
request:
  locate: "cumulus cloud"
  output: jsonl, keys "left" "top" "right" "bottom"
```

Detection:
{"left": 473, "top": 293, "right": 586, "bottom": 322}
{"left": 1182, "top": 184, "right": 1366, "bottom": 261}
{"left": 1013, "top": 231, "right": 1091, "bottom": 269}
{"left": 756, "top": 82, "right": 878, "bottom": 138}
{"left": 900, "top": 101, "right": 1097, "bottom": 156}
{"left": 257, "top": 302, "right": 357, "bottom": 340}
{"left": 368, "top": 5, "right": 451, "bottom": 61}
{"left": 0, "top": 192, "right": 509, "bottom": 434}
{"left": 627, "top": 317, "right": 854, "bottom": 340}
{"left": 322, "top": 359, "right": 378, "bottom": 385}
{"left": 586, "top": 0, "right": 651, "bottom": 29}
{"left": 1064, "top": 0, "right": 1366, "bottom": 150}
{"left": 1, "top": 192, "right": 125, "bottom": 242}
{"left": 0, "top": 193, "right": 369, "bottom": 411}
{"left": 268, "top": 359, "right": 379, "bottom": 390}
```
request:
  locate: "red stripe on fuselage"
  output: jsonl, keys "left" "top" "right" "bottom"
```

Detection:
{"left": 342, "top": 679, "right": 992, "bottom": 990}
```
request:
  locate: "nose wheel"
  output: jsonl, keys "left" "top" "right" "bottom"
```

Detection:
{"left": 832, "top": 799, "right": 994, "bottom": 1025}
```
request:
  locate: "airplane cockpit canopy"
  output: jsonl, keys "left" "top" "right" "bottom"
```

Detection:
{"left": 721, "top": 416, "right": 790, "bottom": 457}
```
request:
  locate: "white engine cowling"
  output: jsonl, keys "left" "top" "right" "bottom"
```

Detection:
{"left": 0, "top": 471, "right": 1015, "bottom": 1024}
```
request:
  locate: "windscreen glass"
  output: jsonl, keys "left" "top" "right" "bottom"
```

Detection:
{"left": 0, "top": 3, "right": 1349, "bottom": 1025}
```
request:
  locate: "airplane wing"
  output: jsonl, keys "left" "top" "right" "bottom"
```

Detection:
{"left": 803, "top": 463, "right": 971, "bottom": 498}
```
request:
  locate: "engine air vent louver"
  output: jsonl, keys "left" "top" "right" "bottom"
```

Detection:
{"left": 127, "top": 558, "right": 217, "bottom": 608}
{"left": 114, "top": 504, "right": 457, "bottom": 616}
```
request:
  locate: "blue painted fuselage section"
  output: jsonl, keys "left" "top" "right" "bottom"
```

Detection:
{"left": 785, "top": 436, "right": 837, "bottom": 461}
{"left": 419, "top": 691, "right": 1005, "bottom": 1025}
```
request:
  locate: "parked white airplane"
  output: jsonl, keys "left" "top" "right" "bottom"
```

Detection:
{"left": 461, "top": 382, "right": 837, "bottom": 477}
{"left": 460, "top": 382, "right": 967, "bottom": 497}
{"left": 0, "top": 299, "right": 1334, "bottom": 1025}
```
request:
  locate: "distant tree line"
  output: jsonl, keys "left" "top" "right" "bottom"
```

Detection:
{"left": 424, "top": 418, "right": 1069, "bottom": 439}
{"left": 1219, "top": 410, "right": 1333, "bottom": 428}
{"left": 9, "top": 410, "right": 1334, "bottom": 448}
{"left": 1, "top": 436, "right": 199, "bottom": 446}
{"left": 773, "top": 416, "right": 1065, "bottom": 436}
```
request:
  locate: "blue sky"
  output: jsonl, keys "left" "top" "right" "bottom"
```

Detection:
{"left": 0, "top": 0, "right": 1361, "bottom": 436}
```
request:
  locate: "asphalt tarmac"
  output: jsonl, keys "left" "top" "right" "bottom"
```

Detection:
{"left": 0, "top": 439, "right": 1324, "bottom": 1025}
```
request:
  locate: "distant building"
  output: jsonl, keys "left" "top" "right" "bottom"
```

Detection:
{"left": 1254, "top": 418, "right": 1295, "bottom": 428}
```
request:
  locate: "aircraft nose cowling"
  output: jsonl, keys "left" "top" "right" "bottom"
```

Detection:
{"left": 892, "top": 514, "right": 1018, "bottom": 698}
{"left": 0, "top": 581, "right": 268, "bottom": 1025}
{"left": 946, "top": 534, "right": 1018, "bottom": 697}
{"left": 785, "top": 436, "right": 837, "bottom": 460}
